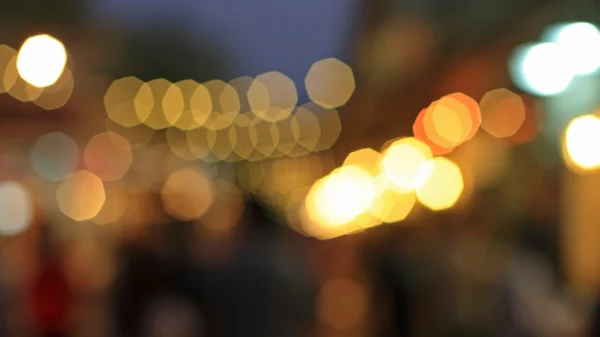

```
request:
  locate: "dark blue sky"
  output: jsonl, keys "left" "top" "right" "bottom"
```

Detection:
{"left": 90, "top": 0, "right": 361, "bottom": 102}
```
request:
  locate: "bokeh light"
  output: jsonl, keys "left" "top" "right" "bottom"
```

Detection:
{"left": 56, "top": 170, "right": 106, "bottom": 221}
{"left": 292, "top": 104, "right": 322, "bottom": 152}
{"left": 305, "top": 165, "right": 377, "bottom": 232}
{"left": 413, "top": 107, "right": 455, "bottom": 155}
{"left": 202, "top": 79, "right": 240, "bottom": 130}
{"left": 84, "top": 132, "right": 133, "bottom": 182}
{"left": 248, "top": 71, "right": 297, "bottom": 122}
{"left": 507, "top": 94, "right": 541, "bottom": 145}
{"left": 208, "top": 127, "right": 235, "bottom": 161}
{"left": 303, "top": 102, "right": 342, "bottom": 152}
{"left": 230, "top": 122, "right": 256, "bottom": 161}
{"left": 189, "top": 82, "right": 213, "bottom": 128}
{"left": 161, "top": 167, "right": 215, "bottom": 221}
{"left": 271, "top": 118, "right": 296, "bottom": 155}
{"left": 509, "top": 42, "right": 573, "bottom": 96}
{"left": 0, "top": 44, "right": 17, "bottom": 94}
{"left": 480, "top": 88, "right": 526, "bottom": 138}
{"left": 32, "top": 67, "right": 74, "bottom": 110}
{"left": 16, "top": 34, "right": 67, "bottom": 88}
{"left": 305, "top": 58, "right": 355, "bottom": 108}
{"left": 174, "top": 80, "right": 203, "bottom": 131}
{"left": 142, "top": 79, "right": 184, "bottom": 130}
{"left": 4, "top": 54, "right": 43, "bottom": 102}
{"left": 381, "top": 137, "right": 433, "bottom": 191}
{"left": 249, "top": 120, "right": 278, "bottom": 158}
{"left": 31, "top": 132, "right": 80, "bottom": 182}
{"left": 343, "top": 148, "right": 382, "bottom": 176}
{"left": 563, "top": 114, "right": 600, "bottom": 171}
{"left": 92, "top": 181, "right": 129, "bottom": 225}
{"left": 187, "top": 127, "right": 213, "bottom": 161}
{"left": 544, "top": 22, "right": 600, "bottom": 75}
{"left": 167, "top": 127, "right": 197, "bottom": 161}
{"left": 0, "top": 181, "right": 34, "bottom": 235}
{"left": 230, "top": 76, "right": 258, "bottom": 126}
{"left": 105, "top": 119, "right": 155, "bottom": 150}
{"left": 415, "top": 157, "right": 464, "bottom": 211}
{"left": 424, "top": 98, "right": 468, "bottom": 148}
{"left": 369, "top": 175, "right": 416, "bottom": 223}
{"left": 105, "top": 77, "right": 151, "bottom": 127}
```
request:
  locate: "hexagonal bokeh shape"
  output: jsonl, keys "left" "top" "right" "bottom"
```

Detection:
{"left": 305, "top": 58, "right": 355, "bottom": 108}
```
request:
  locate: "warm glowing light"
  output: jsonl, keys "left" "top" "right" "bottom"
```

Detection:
{"left": 92, "top": 182, "right": 129, "bottom": 225}
{"left": 420, "top": 93, "right": 480, "bottom": 150}
{"left": 4, "top": 54, "right": 43, "bottom": 102}
{"left": 173, "top": 80, "right": 203, "bottom": 130}
{"left": 381, "top": 137, "right": 433, "bottom": 191}
{"left": 16, "top": 34, "right": 67, "bottom": 88}
{"left": 208, "top": 127, "right": 235, "bottom": 161}
{"left": 105, "top": 119, "right": 155, "bottom": 150}
{"left": 249, "top": 120, "right": 278, "bottom": 157}
{"left": 161, "top": 167, "right": 215, "bottom": 221}
{"left": 291, "top": 104, "right": 322, "bottom": 151}
{"left": 167, "top": 128, "right": 197, "bottom": 161}
{"left": 415, "top": 157, "right": 463, "bottom": 211}
{"left": 186, "top": 127, "right": 213, "bottom": 160}
{"left": 104, "top": 77, "right": 150, "bottom": 127}
{"left": 0, "top": 181, "right": 34, "bottom": 235}
{"left": 563, "top": 114, "right": 600, "bottom": 171}
{"left": 305, "top": 165, "right": 377, "bottom": 230}
{"left": 305, "top": 58, "right": 356, "bottom": 108}
{"left": 300, "top": 102, "right": 341, "bottom": 152}
{"left": 369, "top": 175, "right": 416, "bottom": 223}
{"left": 480, "top": 88, "right": 526, "bottom": 138}
{"left": 33, "top": 67, "right": 74, "bottom": 110}
{"left": 0, "top": 44, "right": 17, "bottom": 94}
{"left": 84, "top": 132, "right": 133, "bottom": 181}
{"left": 413, "top": 107, "right": 455, "bottom": 155}
{"left": 31, "top": 132, "right": 79, "bottom": 181}
{"left": 201, "top": 79, "right": 240, "bottom": 130}
{"left": 56, "top": 170, "right": 106, "bottom": 221}
{"left": 142, "top": 79, "right": 184, "bottom": 130}
{"left": 248, "top": 71, "right": 298, "bottom": 122}
{"left": 343, "top": 148, "right": 382, "bottom": 176}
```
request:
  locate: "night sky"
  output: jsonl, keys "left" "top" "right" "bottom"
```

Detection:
{"left": 89, "top": 0, "right": 361, "bottom": 102}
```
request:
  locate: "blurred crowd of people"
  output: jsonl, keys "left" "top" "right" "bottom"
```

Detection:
{"left": 1, "top": 188, "right": 599, "bottom": 337}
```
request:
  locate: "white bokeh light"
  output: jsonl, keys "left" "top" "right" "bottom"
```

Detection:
{"left": 509, "top": 42, "right": 573, "bottom": 96}
{"left": 544, "top": 22, "right": 600, "bottom": 75}
{"left": 17, "top": 34, "right": 67, "bottom": 88}
{"left": 0, "top": 181, "right": 34, "bottom": 236}
{"left": 564, "top": 114, "right": 600, "bottom": 170}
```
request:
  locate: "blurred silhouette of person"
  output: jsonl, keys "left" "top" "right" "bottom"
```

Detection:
{"left": 499, "top": 217, "right": 582, "bottom": 337}
{"left": 218, "top": 197, "right": 316, "bottom": 337}
{"left": 112, "top": 216, "right": 215, "bottom": 337}
{"left": 364, "top": 227, "right": 416, "bottom": 337}
{"left": 29, "top": 225, "right": 72, "bottom": 337}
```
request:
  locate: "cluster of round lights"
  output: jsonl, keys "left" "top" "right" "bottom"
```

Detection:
{"left": 509, "top": 22, "right": 600, "bottom": 96}
{"left": 11, "top": 128, "right": 245, "bottom": 230}
{"left": 104, "top": 58, "right": 354, "bottom": 161}
{"left": 302, "top": 88, "right": 537, "bottom": 240}
{"left": 0, "top": 34, "right": 72, "bottom": 109}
